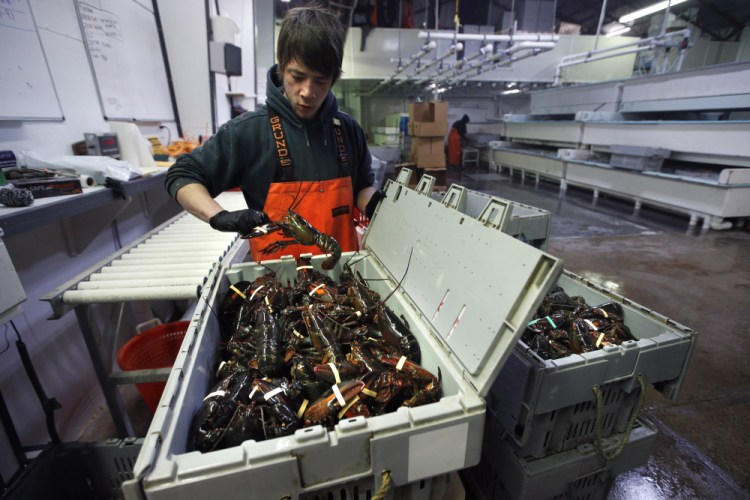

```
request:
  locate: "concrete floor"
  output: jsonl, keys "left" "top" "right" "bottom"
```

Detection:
{"left": 75, "top": 165, "right": 750, "bottom": 499}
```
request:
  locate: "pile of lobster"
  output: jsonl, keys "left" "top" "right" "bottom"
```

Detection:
{"left": 522, "top": 285, "right": 636, "bottom": 360}
{"left": 191, "top": 257, "right": 441, "bottom": 453}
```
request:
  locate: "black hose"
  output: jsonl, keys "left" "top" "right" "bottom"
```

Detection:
{"left": 10, "top": 321, "right": 62, "bottom": 444}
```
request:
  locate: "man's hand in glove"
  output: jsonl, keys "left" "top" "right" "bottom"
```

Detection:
{"left": 209, "top": 209, "right": 270, "bottom": 235}
{"left": 364, "top": 189, "right": 386, "bottom": 220}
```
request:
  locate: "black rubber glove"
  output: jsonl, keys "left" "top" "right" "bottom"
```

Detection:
{"left": 209, "top": 209, "right": 270, "bottom": 234}
{"left": 364, "top": 189, "right": 386, "bottom": 220}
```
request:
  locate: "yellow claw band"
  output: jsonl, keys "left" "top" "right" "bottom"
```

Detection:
{"left": 338, "top": 395, "right": 360, "bottom": 419}
{"left": 203, "top": 390, "right": 226, "bottom": 401}
{"left": 263, "top": 387, "right": 284, "bottom": 400}
{"left": 361, "top": 388, "right": 377, "bottom": 397}
{"left": 584, "top": 319, "right": 599, "bottom": 331}
{"left": 596, "top": 332, "right": 605, "bottom": 348}
{"left": 332, "top": 383, "right": 346, "bottom": 407}
{"left": 396, "top": 355, "right": 407, "bottom": 371}
{"left": 230, "top": 284, "right": 247, "bottom": 300}
{"left": 249, "top": 285, "right": 265, "bottom": 301}
{"left": 296, "top": 399, "right": 309, "bottom": 418}
{"left": 328, "top": 362, "right": 341, "bottom": 384}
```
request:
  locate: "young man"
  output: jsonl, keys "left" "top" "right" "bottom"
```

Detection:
{"left": 165, "top": 4, "right": 384, "bottom": 262}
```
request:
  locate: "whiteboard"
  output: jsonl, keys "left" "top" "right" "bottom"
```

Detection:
{"left": 0, "top": 0, "right": 64, "bottom": 121}
{"left": 76, "top": 0, "right": 175, "bottom": 122}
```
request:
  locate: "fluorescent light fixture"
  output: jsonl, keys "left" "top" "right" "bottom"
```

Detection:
{"left": 501, "top": 89, "right": 520, "bottom": 95}
{"left": 619, "top": 0, "right": 688, "bottom": 24}
{"left": 605, "top": 26, "right": 632, "bottom": 37}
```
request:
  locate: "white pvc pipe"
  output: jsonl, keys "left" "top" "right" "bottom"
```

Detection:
{"left": 99, "top": 263, "right": 212, "bottom": 272}
{"left": 419, "top": 31, "right": 558, "bottom": 42}
{"left": 88, "top": 271, "right": 208, "bottom": 281}
{"left": 117, "top": 254, "right": 221, "bottom": 266}
{"left": 560, "top": 28, "right": 690, "bottom": 63}
{"left": 63, "top": 285, "right": 201, "bottom": 303}
{"left": 77, "top": 277, "right": 205, "bottom": 289}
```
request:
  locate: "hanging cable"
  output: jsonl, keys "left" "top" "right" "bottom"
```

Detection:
{"left": 10, "top": 320, "right": 61, "bottom": 444}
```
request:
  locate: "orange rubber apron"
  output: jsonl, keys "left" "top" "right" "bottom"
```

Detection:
{"left": 448, "top": 127, "right": 462, "bottom": 166}
{"left": 249, "top": 113, "right": 358, "bottom": 263}
{"left": 250, "top": 177, "right": 358, "bottom": 262}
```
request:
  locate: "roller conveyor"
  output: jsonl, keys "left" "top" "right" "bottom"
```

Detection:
{"left": 42, "top": 192, "right": 249, "bottom": 437}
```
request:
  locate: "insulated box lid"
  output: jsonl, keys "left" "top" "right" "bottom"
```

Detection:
{"left": 364, "top": 177, "right": 563, "bottom": 396}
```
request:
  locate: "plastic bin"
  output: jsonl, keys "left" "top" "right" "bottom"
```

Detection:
{"left": 426, "top": 181, "right": 551, "bottom": 250}
{"left": 609, "top": 145, "right": 670, "bottom": 171}
{"left": 461, "top": 417, "right": 657, "bottom": 500}
{"left": 117, "top": 321, "right": 189, "bottom": 413}
{"left": 3, "top": 438, "right": 142, "bottom": 500}
{"left": 486, "top": 270, "right": 695, "bottom": 459}
{"left": 122, "top": 179, "right": 563, "bottom": 499}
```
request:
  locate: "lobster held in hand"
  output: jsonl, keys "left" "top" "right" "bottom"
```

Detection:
{"left": 247, "top": 210, "right": 342, "bottom": 270}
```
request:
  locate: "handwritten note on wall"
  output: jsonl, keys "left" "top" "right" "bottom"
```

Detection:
{"left": 0, "top": 0, "right": 64, "bottom": 120}
{"left": 76, "top": 0, "right": 175, "bottom": 122}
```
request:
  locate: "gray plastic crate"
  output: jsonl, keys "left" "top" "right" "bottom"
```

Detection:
{"left": 462, "top": 417, "right": 657, "bottom": 500}
{"left": 486, "top": 269, "right": 695, "bottom": 459}
{"left": 609, "top": 145, "right": 670, "bottom": 171}
{"left": 123, "top": 179, "right": 563, "bottom": 499}
{"left": 3, "top": 438, "right": 142, "bottom": 500}
{"left": 424, "top": 181, "right": 551, "bottom": 250}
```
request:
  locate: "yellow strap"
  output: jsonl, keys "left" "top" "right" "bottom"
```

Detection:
{"left": 230, "top": 284, "right": 246, "bottom": 300}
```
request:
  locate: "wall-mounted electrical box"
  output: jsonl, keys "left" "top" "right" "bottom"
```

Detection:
{"left": 209, "top": 42, "right": 242, "bottom": 76}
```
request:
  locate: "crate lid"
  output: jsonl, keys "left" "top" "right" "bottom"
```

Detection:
{"left": 363, "top": 178, "right": 562, "bottom": 397}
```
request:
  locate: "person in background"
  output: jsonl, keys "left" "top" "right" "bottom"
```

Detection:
{"left": 448, "top": 114, "right": 470, "bottom": 168}
{"left": 165, "top": 3, "right": 385, "bottom": 263}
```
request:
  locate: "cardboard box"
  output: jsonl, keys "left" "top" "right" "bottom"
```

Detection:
{"left": 409, "top": 120, "right": 449, "bottom": 137}
{"left": 410, "top": 137, "right": 446, "bottom": 168}
{"left": 408, "top": 101, "right": 449, "bottom": 137}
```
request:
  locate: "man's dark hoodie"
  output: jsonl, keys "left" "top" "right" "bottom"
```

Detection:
{"left": 166, "top": 66, "right": 374, "bottom": 212}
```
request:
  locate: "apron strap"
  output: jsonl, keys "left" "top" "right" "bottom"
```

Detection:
{"left": 267, "top": 113, "right": 351, "bottom": 182}
{"left": 331, "top": 116, "right": 350, "bottom": 176}
{"left": 269, "top": 114, "right": 294, "bottom": 182}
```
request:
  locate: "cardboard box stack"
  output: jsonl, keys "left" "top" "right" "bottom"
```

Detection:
{"left": 408, "top": 101, "right": 448, "bottom": 187}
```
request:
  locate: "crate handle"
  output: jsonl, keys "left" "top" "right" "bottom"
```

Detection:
{"left": 477, "top": 198, "right": 511, "bottom": 230}
{"left": 592, "top": 373, "right": 646, "bottom": 461}
{"left": 441, "top": 185, "right": 466, "bottom": 210}
{"left": 395, "top": 167, "right": 413, "bottom": 186}
{"left": 416, "top": 175, "right": 435, "bottom": 195}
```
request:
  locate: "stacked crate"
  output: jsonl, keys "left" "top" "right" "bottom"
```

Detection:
{"left": 408, "top": 101, "right": 448, "bottom": 188}
{"left": 461, "top": 264, "right": 695, "bottom": 500}
{"left": 432, "top": 180, "right": 696, "bottom": 500}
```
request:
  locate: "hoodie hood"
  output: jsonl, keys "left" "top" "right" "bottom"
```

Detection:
{"left": 266, "top": 65, "right": 339, "bottom": 128}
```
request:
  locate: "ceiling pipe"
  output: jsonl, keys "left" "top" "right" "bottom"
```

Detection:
{"left": 444, "top": 42, "right": 556, "bottom": 83}
{"left": 554, "top": 28, "right": 691, "bottom": 84}
{"left": 414, "top": 43, "right": 491, "bottom": 85}
{"left": 593, "top": 0, "right": 609, "bottom": 51}
{"left": 418, "top": 31, "right": 559, "bottom": 42}
{"left": 391, "top": 40, "right": 438, "bottom": 76}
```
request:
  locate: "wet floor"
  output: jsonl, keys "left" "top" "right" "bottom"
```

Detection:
{"left": 75, "top": 165, "right": 750, "bottom": 499}
{"left": 453, "top": 166, "right": 750, "bottom": 500}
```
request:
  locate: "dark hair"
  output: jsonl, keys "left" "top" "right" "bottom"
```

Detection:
{"left": 276, "top": 4, "right": 345, "bottom": 84}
